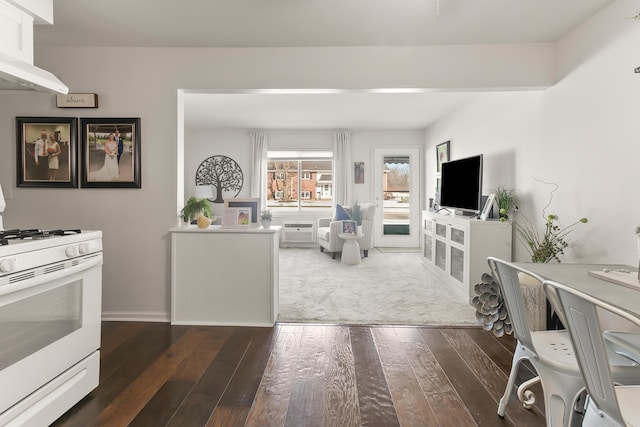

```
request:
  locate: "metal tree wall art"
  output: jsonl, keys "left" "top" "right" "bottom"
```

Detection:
{"left": 473, "top": 273, "right": 512, "bottom": 337}
{"left": 195, "top": 155, "right": 243, "bottom": 203}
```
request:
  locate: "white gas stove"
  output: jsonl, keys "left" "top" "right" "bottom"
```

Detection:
{"left": 0, "top": 224, "right": 103, "bottom": 425}
{"left": 0, "top": 184, "right": 5, "bottom": 231}
{"left": 0, "top": 229, "right": 103, "bottom": 278}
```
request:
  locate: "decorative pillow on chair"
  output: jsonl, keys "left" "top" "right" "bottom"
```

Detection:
{"left": 335, "top": 204, "right": 352, "bottom": 221}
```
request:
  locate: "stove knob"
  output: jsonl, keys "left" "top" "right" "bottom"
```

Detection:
{"left": 65, "top": 246, "right": 78, "bottom": 257}
{"left": 0, "top": 258, "right": 16, "bottom": 273}
{"left": 79, "top": 243, "right": 90, "bottom": 254}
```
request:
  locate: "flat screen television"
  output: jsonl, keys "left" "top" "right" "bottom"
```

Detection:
{"left": 439, "top": 154, "right": 483, "bottom": 214}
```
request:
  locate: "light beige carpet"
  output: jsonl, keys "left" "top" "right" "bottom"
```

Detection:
{"left": 277, "top": 247, "right": 480, "bottom": 326}
{"left": 376, "top": 247, "right": 422, "bottom": 253}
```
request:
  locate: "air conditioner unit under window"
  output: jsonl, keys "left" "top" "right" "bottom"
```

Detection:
{"left": 282, "top": 221, "right": 315, "bottom": 243}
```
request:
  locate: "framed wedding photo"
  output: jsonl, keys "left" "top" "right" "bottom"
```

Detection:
{"left": 80, "top": 117, "right": 141, "bottom": 188}
{"left": 16, "top": 117, "right": 78, "bottom": 188}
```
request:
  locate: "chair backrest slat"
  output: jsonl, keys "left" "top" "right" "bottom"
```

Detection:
{"left": 487, "top": 257, "right": 545, "bottom": 350}
{"left": 543, "top": 280, "right": 631, "bottom": 426}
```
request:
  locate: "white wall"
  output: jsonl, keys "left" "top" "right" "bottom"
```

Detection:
{"left": 0, "top": 3, "right": 635, "bottom": 320}
{"left": 183, "top": 128, "right": 423, "bottom": 219}
{"left": 425, "top": 2, "right": 640, "bottom": 265}
{"left": 184, "top": 128, "right": 253, "bottom": 215}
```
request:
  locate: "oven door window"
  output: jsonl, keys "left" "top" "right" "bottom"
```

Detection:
{"left": 0, "top": 280, "right": 82, "bottom": 371}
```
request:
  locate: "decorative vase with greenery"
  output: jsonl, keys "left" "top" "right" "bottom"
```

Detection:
{"left": 491, "top": 185, "right": 517, "bottom": 221}
{"left": 514, "top": 213, "right": 588, "bottom": 263}
{"left": 351, "top": 200, "right": 363, "bottom": 235}
{"left": 260, "top": 209, "right": 273, "bottom": 228}
{"left": 510, "top": 181, "right": 587, "bottom": 263}
{"left": 180, "top": 197, "right": 212, "bottom": 227}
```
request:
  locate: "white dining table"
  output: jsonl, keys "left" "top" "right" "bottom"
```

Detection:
{"left": 514, "top": 262, "right": 640, "bottom": 318}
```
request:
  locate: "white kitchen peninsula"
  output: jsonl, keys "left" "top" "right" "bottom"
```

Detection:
{"left": 170, "top": 225, "right": 280, "bottom": 326}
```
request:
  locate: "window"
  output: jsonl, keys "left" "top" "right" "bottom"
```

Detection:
{"left": 267, "top": 151, "right": 332, "bottom": 212}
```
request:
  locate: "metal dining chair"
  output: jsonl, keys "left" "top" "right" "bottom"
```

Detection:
{"left": 543, "top": 279, "right": 640, "bottom": 427}
{"left": 487, "top": 258, "right": 640, "bottom": 427}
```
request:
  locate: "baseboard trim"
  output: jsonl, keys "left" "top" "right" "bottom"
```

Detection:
{"left": 102, "top": 311, "right": 170, "bottom": 322}
{"left": 280, "top": 242, "right": 317, "bottom": 248}
{"left": 376, "top": 247, "right": 421, "bottom": 253}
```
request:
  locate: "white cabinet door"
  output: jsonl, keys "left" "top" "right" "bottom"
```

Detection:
{"left": 422, "top": 215, "right": 434, "bottom": 262}
{"left": 0, "top": 0, "right": 34, "bottom": 62}
{"left": 421, "top": 210, "right": 511, "bottom": 302}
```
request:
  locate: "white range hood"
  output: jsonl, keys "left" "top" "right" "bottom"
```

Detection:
{"left": 0, "top": 52, "right": 68, "bottom": 93}
{"left": 0, "top": 0, "right": 68, "bottom": 94}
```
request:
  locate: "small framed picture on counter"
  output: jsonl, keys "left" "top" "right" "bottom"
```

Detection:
{"left": 221, "top": 207, "right": 252, "bottom": 228}
{"left": 225, "top": 197, "right": 259, "bottom": 223}
{"left": 237, "top": 208, "right": 251, "bottom": 226}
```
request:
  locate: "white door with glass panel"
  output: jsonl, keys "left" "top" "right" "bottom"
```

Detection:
{"left": 373, "top": 147, "right": 420, "bottom": 247}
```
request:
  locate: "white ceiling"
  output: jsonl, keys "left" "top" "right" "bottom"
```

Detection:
{"left": 183, "top": 90, "right": 481, "bottom": 130}
{"left": 34, "top": 0, "right": 617, "bottom": 129}
{"left": 36, "top": 0, "right": 614, "bottom": 48}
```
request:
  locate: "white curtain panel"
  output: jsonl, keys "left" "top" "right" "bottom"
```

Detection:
{"left": 249, "top": 130, "right": 267, "bottom": 210}
{"left": 333, "top": 130, "right": 351, "bottom": 206}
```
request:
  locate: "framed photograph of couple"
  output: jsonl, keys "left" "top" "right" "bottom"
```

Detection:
{"left": 16, "top": 117, "right": 78, "bottom": 188}
{"left": 80, "top": 117, "right": 141, "bottom": 188}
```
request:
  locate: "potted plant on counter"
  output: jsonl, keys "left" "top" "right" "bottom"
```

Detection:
{"left": 180, "top": 197, "right": 213, "bottom": 228}
{"left": 260, "top": 209, "right": 273, "bottom": 229}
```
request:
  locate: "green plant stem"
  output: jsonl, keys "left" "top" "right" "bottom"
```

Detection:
{"left": 511, "top": 188, "right": 587, "bottom": 263}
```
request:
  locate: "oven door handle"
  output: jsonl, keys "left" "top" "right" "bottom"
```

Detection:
{"left": 0, "top": 254, "right": 102, "bottom": 297}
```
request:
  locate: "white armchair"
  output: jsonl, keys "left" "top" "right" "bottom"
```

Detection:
{"left": 317, "top": 203, "right": 375, "bottom": 259}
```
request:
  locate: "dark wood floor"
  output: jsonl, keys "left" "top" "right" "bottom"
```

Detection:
{"left": 52, "top": 322, "right": 548, "bottom": 427}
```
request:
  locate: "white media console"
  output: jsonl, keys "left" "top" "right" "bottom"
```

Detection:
{"left": 421, "top": 210, "right": 512, "bottom": 302}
